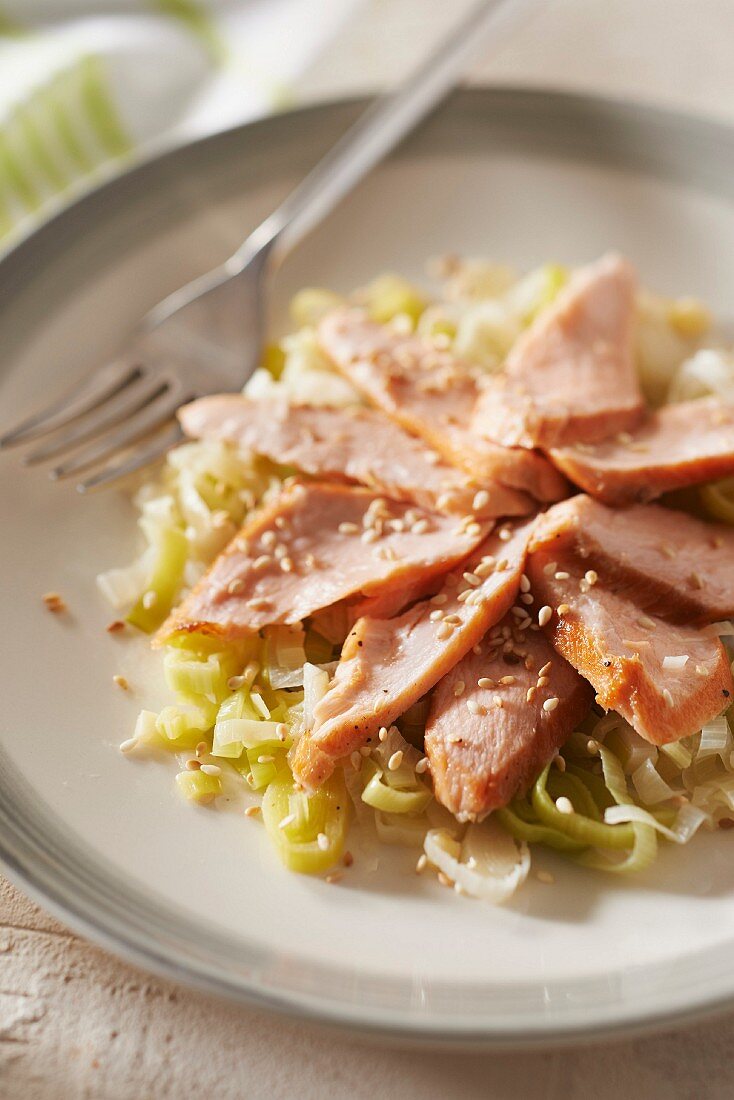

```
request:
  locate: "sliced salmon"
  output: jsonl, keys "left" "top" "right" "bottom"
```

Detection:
{"left": 531, "top": 494, "right": 734, "bottom": 625}
{"left": 425, "top": 617, "right": 593, "bottom": 820}
{"left": 291, "top": 520, "right": 534, "bottom": 789}
{"left": 525, "top": 555, "right": 733, "bottom": 745}
{"left": 309, "top": 573, "right": 438, "bottom": 645}
{"left": 318, "top": 308, "right": 568, "bottom": 506}
{"left": 471, "top": 254, "right": 643, "bottom": 449}
{"left": 550, "top": 397, "right": 734, "bottom": 505}
{"left": 178, "top": 394, "right": 506, "bottom": 519}
{"left": 157, "top": 482, "right": 488, "bottom": 642}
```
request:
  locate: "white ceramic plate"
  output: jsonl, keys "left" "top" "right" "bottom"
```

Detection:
{"left": 3, "top": 89, "right": 734, "bottom": 1047}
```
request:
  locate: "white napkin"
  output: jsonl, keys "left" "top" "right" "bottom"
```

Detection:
{"left": 0, "top": 0, "right": 362, "bottom": 248}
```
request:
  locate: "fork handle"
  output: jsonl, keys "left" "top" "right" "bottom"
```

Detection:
{"left": 236, "top": 0, "right": 540, "bottom": 269}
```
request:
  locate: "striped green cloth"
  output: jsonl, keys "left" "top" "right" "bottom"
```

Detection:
{"left": 0, "top": 0, "right": 360, "bottom": 248}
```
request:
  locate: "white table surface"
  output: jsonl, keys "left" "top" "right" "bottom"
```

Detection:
{"left": 4, "top": 1, "right": 734, "bottom": 1096}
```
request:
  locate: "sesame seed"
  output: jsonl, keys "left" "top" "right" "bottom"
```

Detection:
{"left": 553, "top": 754, "right": 566, "bottom": 772}
{"left": 662, "top": 688, "right": 674, "bottom": 706}
{"left": 361, "top": 528, "right": 380, "bottom": 544}
{"left": 536, "top": 870, "right": 555, "bottom": 884}
{"left": 106, "top": 620, "right": 125, "bottom": 634}
{"left": 257, "top": 755, "right": 274, "bottom": 765}
{"left": 261, "top": 530, "right": 277, "bottom": 549}
{"left": 477, "top": 677, "right": 494, "bottom": 689}
{"left": 557, "top": 604, "right": 570, "bottom": 616}
{"left": 443, "top": 614, "right": 462, "bottom": 625}
{"left": 317, "top": 833, "right": 330, "bottom": 851}
{"left": 543, "top": 697, "right": 560, "bottom": 713}
{"left": 519, "top": 574, "right": 531, "bottom": 593}
{"left": 195, "top": 742, "right": 208, "bottom": 758}
{"left": 412, "top": 518, "right": 430, "bottom": 535}
{"left": 493, "top": 695, "right": 503, "bottom": 709}
{"left": 429, "top": 610, "right": 444, "bottom": 622}
{"left": 185, "top": 758, "right": 201, "bottom": 771}
{"left": 585, "top": 570, "right": 598, "bottom": 586}
{"left": 537, "top": 675, "right": 549, "bottom": 688}
{"left": 437, "top": 872, "right": 453, "bottom": 888}
{"left": 539, "top": 662, "right": 552, "bottom": 677}
{"left": 388, "top": 750, "right": 404, "bottom": 771}
{"left": 555, "top": 796, "right": 574, "bottom": 814}
{"left": 142, "top": 590, "right": 157, "bottom": 610}
{"left": 436, "top": 622, "right": 453, "bottom": 640}
{"left": 325, "top": 873, "right": 343, "bottom": 885}
{"left": 119, "top": 737, "right": 138, "bottom": 754}
{"left": 499, "top": 675, "right": 516, "bottom": 686}
{"left": 659, "top": 543, "right": 677, "bottom": 559}
{"left": 416, "top": 854, "right": 428, "bottom": 874}
{"left": 430, "top": 593, "right": 448, "bottom": 606}
{"left": 586, "top": 739, "right": 599, "bottom": 755}
{"left": 521, "top": 593, "right": 534, "bottom": 605}
{"left": 244, "top": 805, "right": 261, "bottom": 817}
{"left": 538, "top": 605, "right": 552, "bottom": 627}
{"left": 453, "top": 681, "right": 466, "bottom": 697}
{"left": 200, "top": 763, "right": 221, "bottom": 776}
{"left": 252, "top": 555, "right": 272, "bottom": 570}
{"left": 42, "top": 591, "right": 66, "bottom": 613}
{"left": 415, "top": 757, "right": 430, "bottom": 774}
{"left": 112, "top": 674, "right": 129, "bottom": 690}
{"left": 378, "top": 726, "right": 388, "bottom": 741}
{"left": 526, "top": 687, "right": 536, "bottom": 703}
{"left": 279, "top": 814, "right": 296, "bottom": 829}
{"left": 466, "top": 699, "right": 483, "bottom": 716}
{"left": 473, "top": 644, "right": 483, "bottom": 656}
{"left": 338, "top": 521, "right": 360, "bottom": 535}
{"left": 472, "top": 489, "right": 490, "bottom": 511}
{"left": 498, "top": 526, "right": 512, "bottom": 542}
{"left": 456, "top": 589, "right": 472, "bottom": 603}
{"left": 554, "top": 571, "right": 570, "bottom": 581}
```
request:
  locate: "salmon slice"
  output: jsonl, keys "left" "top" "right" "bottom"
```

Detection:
{"left": 309, "top": 573, "right": 439, "bottom": 645}
{"left": 472, "top": 254, "right": 643, "bottom": 449}
{"left": 550, "top": 397, "right": 734, "bottom": 505}
{"left": 318, "top": 308, "right": 568, "bottom": 506}
{"left": 179, "top": 394, "right": 505, "bottom": 519}
{"left": 291, "top": 520, "right": 534, "bottom": 789}
{"left": 525, "top": 555, "right": 733, "bottom": 745}
{"left": 531, "top": 494, "right": 734, "bottom": 625}
{"left": 425, "top": 617, "right": 593, "bottom": 820}
{"left": 157, "top": 482, "right": 488, "bottom": 642}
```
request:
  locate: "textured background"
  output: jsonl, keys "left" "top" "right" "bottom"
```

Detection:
{"left": 3, "top": 1, "right": 734, "bottom": 1096}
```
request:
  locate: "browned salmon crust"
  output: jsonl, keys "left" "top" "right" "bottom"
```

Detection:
{"left": 531, "top": 495, "right": 734, "bottom": 625}
{"left": 472, "top": 254, "right": 643, "bottom": 449}
{"left": 291, "top": 520, "right": 535, "bottom": 789}
{"left": 550, "top": 397, "right": 734, "bottom": 504}
{"left": 318, "top": 308, "right": 568, "bottom": 506}
{"left": 526, "top": 554, "right": 733, "bottom": 745}
{"left": 156, "top": 482, "right": 488, "bottom": 643}
{"left": 178, "top": 394, "right": 509, "bottom": 519}
{"left": 425, "top": 616, "right": 593, "bottom": 820}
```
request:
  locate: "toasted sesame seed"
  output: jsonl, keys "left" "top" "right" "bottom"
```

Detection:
{"left": 477, "top": 677, "right": 494, "bottom": 689}
{"left": 585, "top": 570, "right": 598, "bottom": 586}
{"left": 244, "top": 805, "right": 261, "bottom": 817}
{"left": 473, "top": 644, "right": 483, "bottom": 656}
{"left": 543, "top": 697, "right": 560, "bottom": 713}
{"left": 378, "top": 726, "right": 388, "bottom": 742}
{"left": 361, "top": 528, "right": 380, "bottom": 544}
{"left": 537, "top": 675, "right": 549, "bottom": 688}
{"left": 443, "top": 614, "right": 462, "bottom": 625}
{"left": 257, "top": 755, "right": 275, "bottom": 765}
{"left": 107, "top": 620, "right": 125, "bottom": 634}
{"left": 557, "top": 603, "right": 571, "bottom": 616}
{"left": 539, "top": 662, "right": 552, "bottom": 677}
{"left": 538, "top": 605, "right": 552, "bottom": 627}
{"left": 536, "top": 870, "right": 555, "bottom": 884}
{"left": 415, "top": 854, "right": 428, "bottom": 874}
{"left": 119, "top": 737, "right": 138, "bottom": 754}
{"left": 412, "top": 518, "right": 430, "bottom": 534}
{"left": 112, "top": 674, "right": 129, "bottom": 692}
{"left": 388, "top": 750, "right": 404, "bottom": 771}
{"left": 43, "top": 591, "right": 66, "bottom": 613}
{"left": 555, "top": 796, "right": 574, "bottom": 814}
{"left": 520, "top": 593, "right": 534, "bottom": 605}
{"left": 185, "top": 758, "right": 201, "bottom": 771}
{"left": 526, "top": 687, "right": 536, "bottom": 703}
{"left": 279, "top": 555, "right": 294, "bottom": 573}
{"left": 279, "top": 813, "right": 296, "bottom": 829}
{"left": 453, "top": 680, "right": 466, "bottom": 697}
{"left": 499, "top": 675, "right": 516, "bottom": 686}
{"left": 338, "top": 521, "right": 360, "bottom": 535}
{"left": 200, "top": 763, "right": 221, "bottom": 776}
{"left": 519, "top": 574, "right": 531, "bottom": 593}
{"left": 554, "top": 571, "right": 570, "bottom": 581}
{"left": 662, "top": 688, "right": 674, "bottom": 706}
{"left": 463, "top": 571, "right": 482, "bottom": 587}
{"left": 415, "top": 757, "right": 430, "bottom": 774}
{"left": 493, "top": 695, "right": 503, "bottom": 709}
{"left": 436, "top": 622, "right": 453, "bottom": 640}
{"left": 498, "top": 526, "right": 512, "bottom": 542}
{"left": 466, "top": 699, "right": 483, "bottom": 716}
{"left": 543, "top": 560, "right": 558, "bottom": 576}
{"left": 472, "top": 489, "right": 490, "bottom": 511}
{"left": 437, "top": 872, "right": 453, "bottom": 888}
{"left": 195, "top": 741, "right": 209, "bottom": 758}
{"left": 261, "top": 530, "right": 277, "bottom": 549}
{"left": 586, "top": 739, "right": 599, "bottom": 755}
{"left": 142, "top": 590, "right": 157, "bottom": 610}
{"left": 456, "top": 589, "right": 472, "bottom": 603}
{"left": 252, "top": 555, "right": 272, "bottom": 570}
{"left": 553, "top": 754, "right": 566, "bottom": 772}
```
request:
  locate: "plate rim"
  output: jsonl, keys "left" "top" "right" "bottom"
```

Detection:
{"left": 3, "top": 85, "right": 734, "bottom": 1047}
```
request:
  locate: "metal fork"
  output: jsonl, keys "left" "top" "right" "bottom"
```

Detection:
{"left": 0, "top": 0, "right": 535, "bottom": 492}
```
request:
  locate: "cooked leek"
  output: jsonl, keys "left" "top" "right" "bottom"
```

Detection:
{"left": 360, "top": 762, "right": 432, "bottom": 815}
{"left": 175, "top": 769, "right": 222, "bottom": 804}
{"left": 126, "top": 525, "right": 188, "bottom": 633}
{"left": 262, "top": 767, "right": 348, "bottom": 873}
